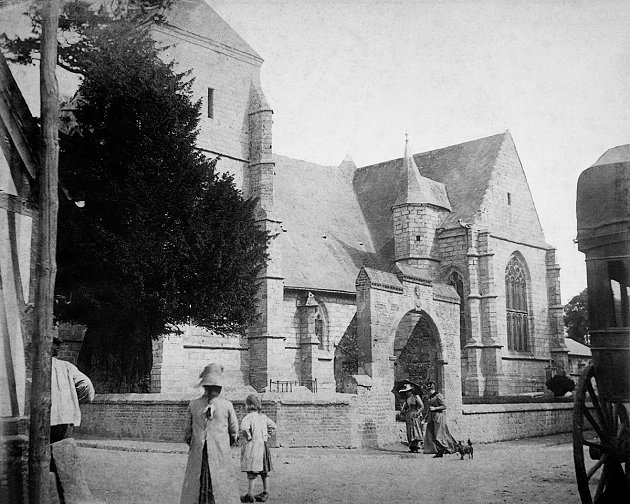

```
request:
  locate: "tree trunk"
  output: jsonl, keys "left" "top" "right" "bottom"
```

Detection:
{"left": 28, "top": 1, "right": 60, "bottom": 503}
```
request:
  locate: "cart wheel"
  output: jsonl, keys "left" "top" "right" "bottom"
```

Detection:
{"left": 573, "top": 364, "right": 630, "bottom": 503}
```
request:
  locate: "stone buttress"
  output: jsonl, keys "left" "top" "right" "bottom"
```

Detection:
{"left": 246, "top": 82, "right": 285, "bottom": 391}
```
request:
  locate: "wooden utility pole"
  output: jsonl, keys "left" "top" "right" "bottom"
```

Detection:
{"left": 28, "top": 0, "right": 60, "bottom": 503}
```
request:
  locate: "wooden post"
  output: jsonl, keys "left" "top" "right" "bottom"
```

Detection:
{"left": 28, "top": 1, "right": 60, "bottom": 503}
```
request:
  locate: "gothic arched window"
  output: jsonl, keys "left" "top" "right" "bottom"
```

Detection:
{"left": 505, "top": 256, "right": 529, "bottom": 351}
{"left": 447, "top": 272, "right": 466, "bottom": 350}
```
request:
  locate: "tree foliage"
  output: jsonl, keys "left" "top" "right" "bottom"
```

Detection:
{"left": 564, "top": 288, "right": 589, "bottom": 346}
{"left": 1, "top": 0, "right": 174, "bottom": 74}
{"left": 4, "top": 1, "right": 268, "bottom": 391}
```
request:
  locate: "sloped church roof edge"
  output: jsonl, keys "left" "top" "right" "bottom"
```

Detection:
{"left": 161, "top": 0, "right": 263, "bottom": 61}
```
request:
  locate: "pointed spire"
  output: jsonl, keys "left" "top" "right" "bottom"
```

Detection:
{"left": 393, "top": 133, "right": 452, "bottom": 211}
{"left": 338, "top": 152, "right": 356, "bottom": 171}
{"left": 394, "top": 132, "right": 427, "bottom": 207}
{"left": 248, "top": 81, "right": 272, "bottom": 114}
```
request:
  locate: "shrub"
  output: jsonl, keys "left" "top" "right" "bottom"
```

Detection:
{"left": 545, "top": 374, "right": 576, "bottom": 397}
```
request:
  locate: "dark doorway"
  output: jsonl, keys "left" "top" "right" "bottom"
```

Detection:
{"left": 334, "top": 315, "right": 358, "bottom": 392}
{"left": 394, "top": 311, "right": 441, "bottom": 408}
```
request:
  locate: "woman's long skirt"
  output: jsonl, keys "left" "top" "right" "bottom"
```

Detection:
{"left": 405, "top": 416, "right": 424, "bottom": 450}
{"left": 423, "top": 412, "right": 456, "bottom": 454}
{"left": 199, "top": 441, "right": 215, "bottom": 504}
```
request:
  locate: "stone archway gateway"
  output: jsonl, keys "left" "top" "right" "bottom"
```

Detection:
{"left": 394, "top": 311, "right": 442, "bottom": 391}
{"left": 352, "top": 266, "right": 462, "bottom": 445}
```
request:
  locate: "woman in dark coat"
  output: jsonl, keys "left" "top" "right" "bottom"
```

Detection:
{"left": 399, "top": 383, "right": 424, "bottom": 453}
{"left": 422, "top": 380, "right": 457, "bottom": 457}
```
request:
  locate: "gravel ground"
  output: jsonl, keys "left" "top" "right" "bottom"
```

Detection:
{"left": 79, "top": 433, "right": 582, "bottom": 504}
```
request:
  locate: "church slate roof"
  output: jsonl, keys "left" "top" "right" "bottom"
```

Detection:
{"left": 274, "top": 154, "right": 384, "bottom": 293}
{"left": 353, "top": 132, "right": 507, "bottom": 270}
{"left": 275, "top": 132, "right": 509, "bottom": 293}
{"left": 414, "top": 132, "right": 507, "bottom": 228}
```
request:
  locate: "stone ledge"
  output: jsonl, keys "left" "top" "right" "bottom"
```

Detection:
{"left": 462, "top": 402, "right": 574, "bottom": 415}
{"left": 0, "top": 434, "right": 29, "bottom": 449}
{"left": 0, "top": 416, "right": 28, "bottom": 436}
{"left": 87, "top": 391, "right": 356, "bottom": 406}
{"left": 277, "top": 394, "right": 353, "bottom": 406}
{"left": 90, "top": 393, "right": 194, "bottom": 404}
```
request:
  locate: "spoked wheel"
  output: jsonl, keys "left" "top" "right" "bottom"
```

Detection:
{"left": 573, "top": 364, "right": 630, "bottom": 503}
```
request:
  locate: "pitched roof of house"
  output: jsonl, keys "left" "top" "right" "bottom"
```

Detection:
{"left": 564, "top": 338, "right": 591, "bottom": 357}
{"left": 591, "top": 144, "right": 630, "bottom": 166}
{"left": 275, "top": 132, "right": 511, "bottom": 293}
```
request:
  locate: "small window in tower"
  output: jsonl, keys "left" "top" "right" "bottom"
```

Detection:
{"left": 416, "top": 235, "right": 421, "bottom": 242}
{"left": 207, "top": 88, "right": 214, "bottom": 118}
{"left": 507, "top": 192, "right": 512, "bottom": 205}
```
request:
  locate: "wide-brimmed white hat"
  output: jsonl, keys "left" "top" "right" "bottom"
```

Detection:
{"left": 399, "top": 383, "right": 414, "bottom": 393}
{"left": 196, "top": 363, "right": 224, "bottom": 387}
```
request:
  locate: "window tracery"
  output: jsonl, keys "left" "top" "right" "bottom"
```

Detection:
{"left": 505, "top": 256, "right": 529, "bottom": 351}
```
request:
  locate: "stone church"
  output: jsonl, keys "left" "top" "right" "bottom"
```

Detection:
{"left": 1, "top": 0, "right": 568, "bottom": 401}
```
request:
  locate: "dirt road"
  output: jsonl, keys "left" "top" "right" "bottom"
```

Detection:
{"left": 79, "top": 433, "right": 580, "bottom": 503}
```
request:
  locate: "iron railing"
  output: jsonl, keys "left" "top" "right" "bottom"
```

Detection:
{"left": 268, "top": 379, "right": 317, "bottom": 393}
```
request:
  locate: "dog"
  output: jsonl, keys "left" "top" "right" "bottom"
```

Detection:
{"left": 455, "top": 439, "right": 474, "bottom": 460}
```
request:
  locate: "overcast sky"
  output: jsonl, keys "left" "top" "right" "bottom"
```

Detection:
{"left": 209, "top": 0, "right": 630, "bottom": 303}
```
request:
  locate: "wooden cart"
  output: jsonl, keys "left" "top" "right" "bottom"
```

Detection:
{"left": 574, "top": 160, "right": 630, "bottom": 503}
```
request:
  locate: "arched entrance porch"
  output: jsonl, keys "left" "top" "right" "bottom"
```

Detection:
{"left": 352, "top": 267, "right": 462, "bottom": 446}
{"left": 394, "top": 310, "right": 443, "bottom": 408}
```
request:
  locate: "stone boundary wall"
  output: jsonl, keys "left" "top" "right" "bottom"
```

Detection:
{"left": 75, "top": 394, "right": 575, "bottom": 447}
{"left": 75, "top": 393, "right": 359, "bottom": 448}
{"left": 457, "top": 402, "right": 574, "bottom": 442}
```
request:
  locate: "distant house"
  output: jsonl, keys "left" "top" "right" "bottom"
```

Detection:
{"left": 564, "top": 338, "right": 591, "bottom": 381}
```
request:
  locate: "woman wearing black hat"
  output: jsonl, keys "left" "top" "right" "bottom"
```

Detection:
{"left": 399, "top": 383, "right": 424, "bottom": 453}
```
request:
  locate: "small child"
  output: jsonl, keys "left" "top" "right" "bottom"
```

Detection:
{"left": 240, "top": 394, "right": 277, "bottom": 503}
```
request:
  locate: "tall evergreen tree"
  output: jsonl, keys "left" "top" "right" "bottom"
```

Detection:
{"left": 3, "top": 1, "right": 268, "bottom": 391}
